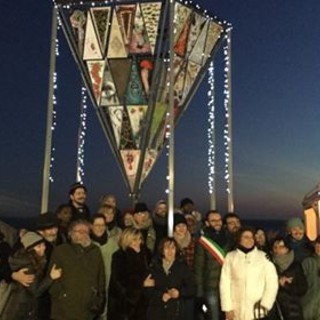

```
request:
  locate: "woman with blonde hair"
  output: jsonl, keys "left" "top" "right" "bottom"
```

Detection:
{"left": 108, "top": 228, "right": 151, "bottom": 320}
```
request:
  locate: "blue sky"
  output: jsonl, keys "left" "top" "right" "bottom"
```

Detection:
{"left": 1, "top": 0, "right": 320, "bottom": 220}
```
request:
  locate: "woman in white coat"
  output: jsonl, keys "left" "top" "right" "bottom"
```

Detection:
{"left": 220, "top": 227, "right": 278, "bottom": 320}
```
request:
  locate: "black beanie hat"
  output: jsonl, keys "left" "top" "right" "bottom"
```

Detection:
{"left": 174, "top": 213, "right": 188, "bottom": 229}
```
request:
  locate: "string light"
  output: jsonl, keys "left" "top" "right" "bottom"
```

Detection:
{"left": 76, "top": 86, "right": 88, "bottom": 183}
{"left": 49, "top": 18, "right": 61, "bottom": 183}
{"left": 207, "top": 60, "right": 215, "bottom": 195}
{"left": 223, "top": 30, "right": 232, "bottom": 194}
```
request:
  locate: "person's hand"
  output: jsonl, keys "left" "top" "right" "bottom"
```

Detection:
{"left": 50, "top": 264, "right": 62, "bottom": 280}
{"left": 12, "top": 268, "right": 35, "bottom": 287}
{"left": 279, "top": 276, "right": 293, "bottom": 287}
{"left": 162, "top": 292, "right": 171, "bottom": 302}
{"left": 168, "top": 288, "right": 179, "bottom": 299}
{"left": 143, "top": 274, "right": 155, "bottom": 287}
{"left": 225, "top": 310, "right": 235, "bottom": 320}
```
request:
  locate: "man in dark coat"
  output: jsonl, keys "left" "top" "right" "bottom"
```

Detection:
{"left": 68, "top": 182, "right": 91, "bottom": 221}
{"left": 49, "top": 220, "right": 105, "bottom": 320}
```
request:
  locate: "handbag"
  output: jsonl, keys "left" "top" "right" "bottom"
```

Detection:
{"left": 0, "top": 280, "right": 13, "bottom": 316}
{"left": 253, "top": 301, "right": 269, "bottom": 320}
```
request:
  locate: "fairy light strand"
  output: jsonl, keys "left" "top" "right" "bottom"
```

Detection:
{"left": 49, "top": 18, "right": 61, "bottom": 183}
{"left": 76, "top": 86, "right": 88, "bottom": 183}
{"left": 207, "top": 61, "right": 215, "bottom": 196}
{"left": 223, "top": 30, "right": 232, "bottom": 194}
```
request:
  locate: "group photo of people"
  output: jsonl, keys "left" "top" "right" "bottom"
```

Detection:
{"left": 0, "top": 182, "right": 319, "bottom": 320}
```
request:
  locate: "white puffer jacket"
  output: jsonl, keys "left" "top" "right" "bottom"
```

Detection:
{"left": 220, "top": 247, "right": 278, "bottom": 320}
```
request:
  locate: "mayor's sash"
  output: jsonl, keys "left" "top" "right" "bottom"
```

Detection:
{"left": 198, "top": 236, "right": 226, "bottom": 265}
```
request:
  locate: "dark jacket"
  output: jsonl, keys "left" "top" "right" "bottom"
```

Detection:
{"left": 286, "top": 235, "right": 313, "bottom": 262}
{"left": 69, "top": 202, "right": 91, "bottom": 222}
{"left": 49, "top": 242, "right": 105, "bottom": 320}
{"left": 146, "top": 257, "right": 196, "bottom": 320}
{"left": 276, "top": 260, "right": 308, "bottom": 320}
{"left": 2, "top": 248, "right": 52, "bottom": 320}
{"left": 194, "top": 227, "right": 229, "bottom": 296}
{"left": 108, "top": 246, "right": 151, "bottom": 320}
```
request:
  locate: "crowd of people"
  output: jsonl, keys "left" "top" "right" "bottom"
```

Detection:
{"left": 0, "top": 182, "right": 319, "bottom": 320}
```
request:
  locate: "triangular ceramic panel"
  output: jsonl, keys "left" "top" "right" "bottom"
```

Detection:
{"left": 139, "top": 59, "right": 154, "bottom": 95}
{"left": 120, "top": 107, "right": 136, "bottom": 149}
{"left": 108, "top": 106, "right": 123, "bottom": 148}
{"left": 173, "top": 2, "right": 192, "bottom": 45}
{"left": 159, "top": 56, "right": 184, "bottom": 103}
{"left": 100, "top": 60, "right": 120, "bottom": 106}
{"left": 120, "top": 150, "right": 141, "bottom": 192}
{"left": 116, "top": 5, "right": 135, "bottom": 47}
{"left": 91, "top": 7, "right": 112, "bottom": 57}
{"left": 126, "top": 61, "right": 147, "bottom": 105}
{"left": 182, "top": 60, "right": 201, "bottom": 102}
{"left": 109, "top": 59, "right": 132, "bottom": 105}
{"left": 87, "top": 60, "right": 104, "bottom": 104}
{"left": 83, "top": 11, "right": 103, "bottom": 60}
{"left": 149, "top": 101, "right": 167, "bottom": 148}
{"left": 107, "top": 9, "right": 128, "bottom": 58}
{"left": 129, "top": 3, "right": 152, "bottom": 54}
{"left": 140, "top": 149, "right": 158, "bottom": 185}
{"left": 69, "top": 9, "right": 87, "bottom": 56}
{"left": 140, "top": 2, "right": 162, "bottom": 55}
{"left": 186, "top": 12, "right": 207, "bottom": 57}
{"left": 203, "top": 21, "right": 223, "bottom": 65}
{"left": 189, "top": 20, "right": 209, "bottom": 65}
{"left": 174, "top": 14, "right": 191, "bottom": 58}
{"left": 127, "top": 105, "right": 148, "bottom": 148}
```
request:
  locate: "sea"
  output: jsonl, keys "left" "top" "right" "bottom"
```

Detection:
{"left": 0, "top": 216, "right": 287, "bottom": 235}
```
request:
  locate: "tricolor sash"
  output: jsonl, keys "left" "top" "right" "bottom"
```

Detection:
{"left": 198, "top": 236, "right": 226, "bottom": 265}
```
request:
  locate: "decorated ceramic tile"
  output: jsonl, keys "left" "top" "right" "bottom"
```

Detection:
{"left": 108, "top": 106, "right": 123, "bottom": 147}
{"left": 173, "top": 2, "right": 192, "bottom": 44}
{"left": 100, "top": 60, "right": 119, "bottom": 106}
{"left": 141, "top": 149, "right": 158, "bottom": 184}
{"left": 107, "top": 9, "right": 128, "bottom": 58}
{"left": 120, "top": 150, "right": 141, "bottom": 191}
{"left": 140, "top": 2, "right": 162, "bottom": 54}
{"left": 182, "top": 60, "right": 201, "bottom": 102}
{"left": 186, "top": 12, "right": 206, "bottom": 57}
{"left": 69, "top": 10, "right": 86, "bottom": 56}
{"left": 87, "top": 60, "right": 104, "bottom": 103}
{"left": 173, "top": 61, "right": 188, "bottom": 105}
{"left": 139, "top": 59, "right": 154, "bottom": 95}
{"left": 189, "top": 20, "right": 209, "bottom": 65}
{"left": 149, "top": 101, "right": 167, "bottom": 147}
{"left": 83, "top": 11, "right": 103, "bottom": 60}
{"left": 91, "top": 7, "right": 111, "bottom": 56}
{"left": 203, "top": 21, "right": 223, "bottom": 65}
{"left": 120, "top": 107, "right": 136, "bottom": 149}
{"left": 129, "top": 3, "right": 151, "bottom": 54}
{"left": 126, "top": 61, "right": 147, "bottom": 105}
{"left": 116, "top": 5, "right": 135, "bottom": 47}
{"left": 174, "top": 14, "right": 191, "bottom": 57}
{"left": 109, "top": 59, "right": 132, "bottom": 104}
{"left": 127, "top": 105, "right": 148, "bottom": 147}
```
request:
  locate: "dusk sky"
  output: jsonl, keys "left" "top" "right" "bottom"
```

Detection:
{"left": 1, "top": 0, "right": 320, "bottom": 220}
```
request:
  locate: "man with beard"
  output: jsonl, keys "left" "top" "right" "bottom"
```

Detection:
{"left": 68, "top": 182, "right": 90, "bottom": 221}
{"left": 49, "top": 220, "right": 106, "bottom": 320}
{"left": 194, "top": 210, "right": 230, "bottom": 320}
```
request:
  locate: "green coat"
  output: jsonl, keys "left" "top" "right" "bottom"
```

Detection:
{"left": 301, "top": 255, "right": 320, "bottom": 320}
{"left": 49, "top": 242, "right": 106, "bottom": 320}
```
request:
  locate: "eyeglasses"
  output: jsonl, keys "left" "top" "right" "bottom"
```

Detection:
{"left": 73, "top": 228, "right": 89, "bottom": 234}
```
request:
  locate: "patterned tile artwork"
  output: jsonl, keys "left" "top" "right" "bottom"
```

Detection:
{"left": 61, "top": 1, "right": 224, "bottom": 192}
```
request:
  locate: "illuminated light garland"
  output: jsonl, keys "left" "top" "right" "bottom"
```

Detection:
{"left": 223, "top": 30, "right": 232, "bottom": 194}
{"left": 207, "top": 60, "right": 215, "bottom": 196}
{"left": 76, "top": 86, "right": 88, "bottom": 183}
{"left": 49, "top": 18, "right": 61, "bottom": 183}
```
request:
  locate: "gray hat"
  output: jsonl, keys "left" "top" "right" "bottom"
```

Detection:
{"left": 21, "top": 232, "right": 44, "bottom": 250}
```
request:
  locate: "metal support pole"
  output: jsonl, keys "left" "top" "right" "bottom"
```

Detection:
{"left": 41, "top": 7, "right": 58, "bottom": 214}
{"left": 167, "top": 0, "right": 175, "bottom": 237}
{"left": 226, "top": 29, "right": 234, "bottom": 213}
